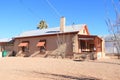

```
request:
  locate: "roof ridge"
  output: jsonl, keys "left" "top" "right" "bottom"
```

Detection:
{"left": 16, "top": 24, "right": 85, "bottom": 38}
{"left": 22, "top": 24, "right": 85, "bottom": 32}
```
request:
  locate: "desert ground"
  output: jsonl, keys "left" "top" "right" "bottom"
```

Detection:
{"left": 0, "top": 57, "right": 120, "bottom": 80}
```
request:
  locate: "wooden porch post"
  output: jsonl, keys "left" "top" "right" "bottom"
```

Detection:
{"left": 102, "top": 38, "right": 105, "bottom": 58}
{"left": 94, "top": 37, "right": 97, "bottom": 52}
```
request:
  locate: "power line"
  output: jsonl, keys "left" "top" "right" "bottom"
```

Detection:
{"left": 45, "top": 0, "right": 61, "bottom": 17}
{"left": 19, "top": 0, "right": 41, "bottom": 20}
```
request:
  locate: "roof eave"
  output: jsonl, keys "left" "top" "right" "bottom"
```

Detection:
{"left": 14, "top": 31, "right": 79, "bottom": 39}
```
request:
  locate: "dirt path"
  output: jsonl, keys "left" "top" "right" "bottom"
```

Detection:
{"left": 0, "top": 57, "right": 120, "bottom": 80}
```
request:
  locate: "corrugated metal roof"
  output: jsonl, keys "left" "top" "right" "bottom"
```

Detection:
{"left": 15, "top": 24, "right": 85, "bottom": 38}
{"left": 0, "top": 38, "right": 12, "bottom": 43}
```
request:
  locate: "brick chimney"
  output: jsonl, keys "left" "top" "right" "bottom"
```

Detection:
{"left": 60, "top": 17, "right": 65, "bottom": 32}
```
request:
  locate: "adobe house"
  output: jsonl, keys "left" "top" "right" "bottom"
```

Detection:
{"left": 13, "top": 17, "right": 105, "bottom": 59}
{"left": 0, "top": 38, "right": 14, "bottom": 57}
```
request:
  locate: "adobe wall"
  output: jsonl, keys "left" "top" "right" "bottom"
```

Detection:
{"left": 14, "top": 34, "right": 75, "bottom": 56}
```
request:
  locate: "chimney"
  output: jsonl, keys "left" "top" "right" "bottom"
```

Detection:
{"left": 60, "top": 17, "right": 65, "bottom": 32}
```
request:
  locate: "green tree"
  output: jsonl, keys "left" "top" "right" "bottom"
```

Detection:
{"left": 37, "top": 20, "right": 48, "bottom": 29}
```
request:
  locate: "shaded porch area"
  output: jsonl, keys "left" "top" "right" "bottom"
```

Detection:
{"left": 74, "top": 35, "right": 102, "bottom": 60}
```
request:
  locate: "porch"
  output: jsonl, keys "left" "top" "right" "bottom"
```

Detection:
{"left": 73, "top": 35, "right": 102, "bottom": 60}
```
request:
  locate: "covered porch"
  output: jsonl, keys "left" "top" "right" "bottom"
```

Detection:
{"left": 74, "top": 35, "right": 103, "bottom": 60}
{"left": 78, "top": 35, "right": 102, "bottom": 53}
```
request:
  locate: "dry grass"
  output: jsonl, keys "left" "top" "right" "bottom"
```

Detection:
{"left": 0, "top": 57, "right": 120, "bottom": 80}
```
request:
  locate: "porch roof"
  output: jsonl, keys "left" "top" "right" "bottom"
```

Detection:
{"left": 79, "top": 38, "right": 94, "bottom": 40}
{"left": 78, "top": 35, "right": 102, "bottom": 40}
{"left": 0, "top": 38, "right": 12, "bottom": 43}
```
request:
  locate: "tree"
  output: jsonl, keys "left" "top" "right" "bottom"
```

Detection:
{"left": 105, "top": 0, "right": 120, "bottom": 59}
{"left": 37, "top": 20, "right": 48, "bottom": 29}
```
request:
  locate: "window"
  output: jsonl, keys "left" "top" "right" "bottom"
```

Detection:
{"left": 18, "top": 41, "right": 29, "bottom": 52}
{"left": 83, "top": 29, "right": 85, "bottom": 33}
{"left": 36, "top": 40, "right": 46, "bottom": 53}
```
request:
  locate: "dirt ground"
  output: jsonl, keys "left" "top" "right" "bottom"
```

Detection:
{"left": 0, "top": 57, "right": 120, "bottom": 80}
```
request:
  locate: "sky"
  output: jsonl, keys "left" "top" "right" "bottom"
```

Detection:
{"left": 0, "top": 0, "right": 118, "bottom": 38}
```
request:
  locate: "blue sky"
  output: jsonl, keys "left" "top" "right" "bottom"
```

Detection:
{"left": 0, "top": 0, "right": 118, "bottom": 38}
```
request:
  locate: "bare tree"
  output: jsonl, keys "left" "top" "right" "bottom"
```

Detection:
{"left": 105, "top": 0, "right": 120, "bottom": 59}
{"left": 55, "top": 34, "right": 67, "bottom": 58}
{"left": 44, "top": 33, "right": 72, "bottom": 59}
